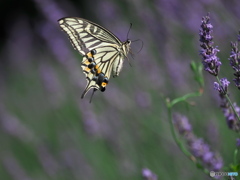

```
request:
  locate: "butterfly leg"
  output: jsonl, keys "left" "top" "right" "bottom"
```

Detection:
{"left": 89, "top": 88, "right": 97, "bottom": 103}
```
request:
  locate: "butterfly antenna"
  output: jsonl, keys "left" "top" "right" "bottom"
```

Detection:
{"left": 131, "top": 39, "right": 144, "bottom": 53}
{"left": 127, "top": 23, "right": 132, "bottom": 40}
{"left": 89, "top": 88, "right": 97, "bottom": 103}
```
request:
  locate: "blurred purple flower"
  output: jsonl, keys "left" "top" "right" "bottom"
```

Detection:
{"left": 39, "top": 63, "right": 65, "bottom": 107}
{"left": 236, "top": 138, "right": 240, "bottom": 147}
{"left": 199, "top": 14, "right": 221, "bottom": 76}
{"left": 219, "top": 94, "right": 240, "bottom": 131}
{"left": 229, "top": 34, "right": 240, "bottom": 90}
{"left": 210, "top": 156, "right": 223, "bottom": 172}
{"left": 78, "top": 101, "right": 102, "bottom": 137}
{"left": 37, "top": 145, "right": 60, "bottom": 177}
{"left": 0, "top": 109, "right": 35, "bottom": 142}
{"left": 34, "top": 0, "right": 67, "bottom": 23}
{"left": 190, "top": 138, "right": 209, "bottom": 157}
{"left": 2, "top": 153, "right": 32, "bottom": 180}
{"left": 213, "top": 82, "right": 220, "bottom": 91}
{"left": 173, "top": 113, "right": 223, "bottom": 172}
{"left": 213, "top": 78, "right": 230, "bottom": 95}
{"left": 142, "top": 168, "right": 158, "bottom": 180}
{"left": 173, "top": 113, "right": 192, "bottom": 135}
{"left": 135, "top": 91, "right": 152, "bottom": 108}
{"left": 203, "top": 151, "right": 214, "bottom": 163}
{"left": 188, "top": 137, "right": 223, "bottom": 171}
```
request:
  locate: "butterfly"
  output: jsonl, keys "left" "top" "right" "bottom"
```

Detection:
{"left": 58, "top": 17, "right": 131, "bottom": 102}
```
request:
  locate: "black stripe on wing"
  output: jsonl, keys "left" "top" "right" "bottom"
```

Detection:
{"left": 58, "top": 18, "right": 89, "bottom": 55}
{"left": 58, "top": 17, "right": 123, "bottom": 51}
{"left": 73, "top": 17, "right": 122, "bottom": 45}
{"left": 81, "top": 76, "right": 99, "bottom": 98}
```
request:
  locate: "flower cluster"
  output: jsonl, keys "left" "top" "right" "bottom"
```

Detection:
{"left": 229, "top": 33, "right": 240, "bottom": 89}
{"left": 213, "top": 78, "right": 230, "bottom": 95}
{"left": 220, "top": 95, "right": 240, "bottom": 131}
{"left": 173, "top": 113, "right": 192, "bottom": 135}
{"left": 199, "top": 14, "right": 221, "bottom": 76}
{"left": 173, "top": 113, "right": 223, "bottom": 172}
{"left": 199, "top": 14, "right": 240, "bottom": 132}
{"left": 212, "top": 77, "right": 240, "bottom": 131}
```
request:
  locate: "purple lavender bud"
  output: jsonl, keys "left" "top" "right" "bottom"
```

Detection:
{"left": 142, "top": 168, "right": 157, "bottom": 180}
{"left": 213, "top": 82, "right": 221, "bottom": 91}
{"left": 189, "top": 137, "right": 223, "bottom": 171}
{"left": 226, "top": 103, "right": 240, "bottom": 131}
{"left": 173, "top": 113, "right": 223, "bottom": 172}
{"left": 213, "top": 78, "right": 230, "bottom": 95}
{"left": 229, "top": 38, "right": 240, "bottom": 90}
{"left": 233, "top": 78, "right": 240, "bottom": 89}
{"left": 190, "top": 138, "right": 209, "bottom": 157}
{"left": 199, "top": 14, "right": 221, "bottom": 76}
{"left": 210, "top": 156, "right": 223, "bottom": 172}
{"left": 220, "top": 95, "right": 240, "bottom": 131}
{"left": 236, "top": 138, "right": 240, "bottom": 147}
{"left": 234, "top": 103, "right": 240, "bottom": 114}
{"left": 226, "top": 114, "right": 236, "bottom": 129}
{"left": 202, "top": 151, "right": 214, "bottom": 163}
{"left": 173, "top": 113, "right": 192, "bottom": 135}
{"left": 220, "top": 78, "right": 230, "bottom": 91}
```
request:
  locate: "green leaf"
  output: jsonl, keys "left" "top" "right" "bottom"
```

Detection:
{"left": 190, "top": 61, "right": 204, "bottom": 88}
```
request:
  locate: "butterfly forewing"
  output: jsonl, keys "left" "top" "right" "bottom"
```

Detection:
{"left": 58, "top": 17, "right": 131, "bottom": 100}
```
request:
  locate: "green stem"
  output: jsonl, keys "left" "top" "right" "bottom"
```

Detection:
{"left": 170, "top": 91, "right": 202, "bottom": 107}
{"left": 166, "top": 99, "right": 209, "bottom": 175}
{"left": 167, "top": 106, "right": 192, "bottom": 158}
{"left": 233, "top": 148, "right": 238, "bottom": 165}
{"left": 216, "top": 76, "right": 240, "bottom": 122}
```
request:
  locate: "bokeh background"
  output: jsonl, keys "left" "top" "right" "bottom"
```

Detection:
{"left": 0, "top": 0, "right": 240, "bottom": 179}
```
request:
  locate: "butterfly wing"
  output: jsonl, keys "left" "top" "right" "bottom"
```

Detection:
{"left": 58, "top": 17, "right": 125, "bottom": 98}
{"left": 58, "top": 17, "right": 122, "bottom": 55}
{"left": 81, "top": 45, "right": 124, "bottom": 98}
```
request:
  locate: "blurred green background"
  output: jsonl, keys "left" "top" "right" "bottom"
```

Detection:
{"left": 0, "top": 0, "right": 239, "bottom": 179}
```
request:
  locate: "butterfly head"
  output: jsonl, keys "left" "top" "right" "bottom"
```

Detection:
{"left": 126, "top": 39, "right": 131, "bottom": 44}
{"left": 123, "top": 39, "right": 131, "bottom": 55}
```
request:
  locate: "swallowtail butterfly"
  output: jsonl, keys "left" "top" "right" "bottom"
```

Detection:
{"left": 58, "top": 17, "right": 131, "bottom": 102}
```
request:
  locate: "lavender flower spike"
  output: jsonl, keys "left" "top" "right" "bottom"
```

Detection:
{"left": 199, "top": 14, "right": 221, "bottom": 76}
{"left": 173, "top": 113, "right": 192, "bottom": 135}
{"left": 213, "top": 78, "right": 230, "bottom": 95}
{"left": 173, "top": 113, "right": 223, "bottom": 172}
{"left": 221, "top": 102, "right": 240, "bottom": 131}
{"left": 229, "top": 32, "right": 240, "bottom": 89}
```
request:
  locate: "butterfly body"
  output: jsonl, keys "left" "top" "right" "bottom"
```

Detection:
{"left": 58, "top": 17, "right": 131, "bottom": 99}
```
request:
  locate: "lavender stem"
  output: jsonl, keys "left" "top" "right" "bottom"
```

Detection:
{"left": 233, "top": 149, "right": 238, "bottom": 165}
{"left": 167, "top": 101, "right": 209, "bottom": 175}
{"left": 216, "top": 76, "right": 240, "bottom": 122}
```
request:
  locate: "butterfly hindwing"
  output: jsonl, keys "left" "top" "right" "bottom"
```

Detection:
{"left": 81, "top": 45, "right": 121, "bottom": 97}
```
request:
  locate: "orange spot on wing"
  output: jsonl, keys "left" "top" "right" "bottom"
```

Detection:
{"left": 101, "top": 82, "right": 107, "bottom": 87}
{"left": 83, "top": 61, "right": 90, "bottom": 65}
{"left": 84, "top": 67, "right": 90, "bottom": 72}
{"left": 94, "top": 65, "right": 101, "bottom": 74}
{"left": 87, "top": 52, "right": 93, "bottom": 58}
